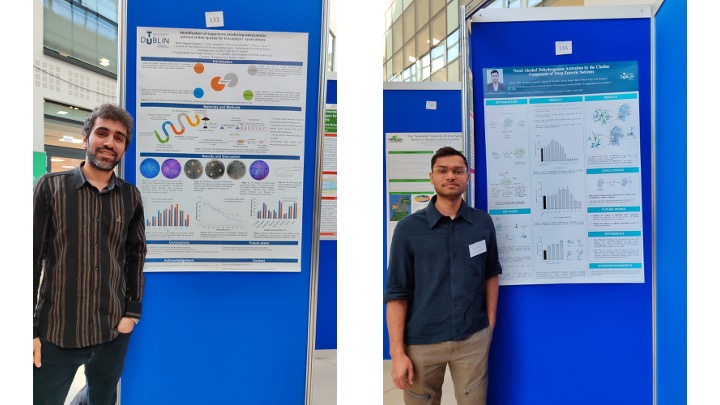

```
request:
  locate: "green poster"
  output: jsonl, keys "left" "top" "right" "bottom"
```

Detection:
{"left": 325, "top": 107, "right": 337, "bottom": 133}
{"left": 33, "top": 151, "right": 47, "bottom": 185}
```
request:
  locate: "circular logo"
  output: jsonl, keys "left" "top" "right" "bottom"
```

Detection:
{"left": 243, "top": 90, "right": 254, "bottom": 101}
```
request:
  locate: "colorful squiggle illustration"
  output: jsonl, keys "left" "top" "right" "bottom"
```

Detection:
{"left": 154, "top": 113, "right": 201, "bottom": 143}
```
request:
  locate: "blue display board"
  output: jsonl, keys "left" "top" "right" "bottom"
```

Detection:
{"left": 316, "top": 75, "right": 337, "bottom": 351}
{"left": 119, "top": 1, "right": 325, "bottom": 403}
{"left": 382, "top": 82, "right": 463, "bottom": 359}
{"left": 326, "top": 77, "right": 337, "bottom": 105}
{"left": 654, "top": 0, "right": 687, "bottom": 403}
{"left": 468, "top": 7, "right": 653, "bottom": 405}
{"left": 316, "top": 239, "right": 337, "bottom": 350}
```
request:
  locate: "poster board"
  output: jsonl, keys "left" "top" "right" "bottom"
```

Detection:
{"left": 316, "top": 72, "right": 337, "bottom": 350}
{"left": 466, "top": 5, "right": 653, "bottom": 404}
{"left": 382, "top": 82, "right": 463, "bottom": 359}
{"left": 118, "top": 0, "right": 326, "bottom": 403}
{"left": 653, "top": 0, "right": 687, "bottom": 402}
{"left": 320, "top": 71, "right": 337, "bottom": 240}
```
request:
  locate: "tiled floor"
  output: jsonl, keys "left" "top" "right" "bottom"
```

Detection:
{"left": 383, "top": 359, "right": 457, "bottom": 405}
{"left": 311, "top": 349, "right": 338, "bottom": 405}
{"left": 64, "top": 367, "right": 85, "bottom": 405}
{"left": 63, "top": 350, "right": 337, "bottom": 405}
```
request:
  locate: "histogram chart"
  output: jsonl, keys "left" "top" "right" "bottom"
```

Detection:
{"left": 536, "top": 138, "right": 579, "bottom": 163}
{"left": 147, "top": 203, "right": 191, "bottom": 227}
{"left": 536, "top": 183, "right": 583, "bottom": 211}
{"left": 536, "top": 236, "right": 585, "bottom": 261}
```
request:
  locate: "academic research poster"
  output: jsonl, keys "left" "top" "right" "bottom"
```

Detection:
{"left": 482, "top": 61, "right": 644, "bottom": 285}
{"left": 135, "top": 27, "right": 309, "bottom": 272}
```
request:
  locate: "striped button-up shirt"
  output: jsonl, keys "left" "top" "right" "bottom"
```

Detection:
{"left": 33, "top": 163, "right": 147, "bottom": 348}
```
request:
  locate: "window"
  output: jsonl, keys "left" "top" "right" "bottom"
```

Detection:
{"left": 43, "top": 99, "right": 91, "bottom": 173}
{"left": 430, "top": 42, "right": 446, "bottom": 74}
{"left": 430, "top": 0, "right": 444, "bottom": 17}
{"left": 43, "top": 0, "right": 119, "bottom": 76}
{"left": 403, "top": 3, "right": 416, "bottom": 43}
{"left": 446, "top": 29, "right": 460, "bottom": 63}
{"left": 391, "top": 0, "right": 403, "bottom": 22}
{"left": 415, "top": 24, "right": 430, "bottom": 58}
{"left": 418, "top": 53, "right": 431, "bottom": 81}
{"left": 386, "top": 30, "right": 394, "bottom": 61}
{"left": 430, "top": 10, "right": 446, "bottom": 47}
{"left": 401, "top": 64, "right": 417, "bottom": 82}
{"left": 327, "top": 30, "right": 336, "bottom": 71}
{"left": 404, "top": 41, "right": 417, "bottom": 71}
{"left": 392, "top": 19, "right": 404, "bottom": 54}
{"left": 447, "top": 58, "right": 460, "bottom": 82}
{"left": 446, "top": 0, "right": 458, "bottom": 35}
{"left": 416, "top": 0, "right": 430, "bottom": 28}
{"left": 392, "top": 50, "right": 404, "bottom": 78}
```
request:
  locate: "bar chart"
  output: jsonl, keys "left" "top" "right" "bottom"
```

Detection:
{"left": 537, "top": 236, "right": 585, "bottom": 261}
{"left": 147, "top": 203, "right": 191, "bottom": 227}
{"left": 537, "top": 138, "right": 579, "bottom": 163}
{"left": 542, "top": 238, "right": 565, "bottom": 260}
{"left": 254, "top": 199, "right": 298, "bottom": 220}
{"left": 536, "top": 183, "right": 583, "bottom": 211}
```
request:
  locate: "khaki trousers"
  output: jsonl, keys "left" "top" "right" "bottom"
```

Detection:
{"left": 403, "top": 327, "right": 493, "bottom": 405}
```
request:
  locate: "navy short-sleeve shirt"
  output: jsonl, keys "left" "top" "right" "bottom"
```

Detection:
{"left": 384, "top": 195, "right": 502, "bottom": 345}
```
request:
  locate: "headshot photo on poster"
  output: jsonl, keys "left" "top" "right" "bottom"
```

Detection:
{"left": 486, "top": 68, "right": 505, "bottom": 92}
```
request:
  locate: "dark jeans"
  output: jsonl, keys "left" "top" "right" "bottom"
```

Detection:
{"left": 33, "top": 333, "right": 131, "bottom": 405}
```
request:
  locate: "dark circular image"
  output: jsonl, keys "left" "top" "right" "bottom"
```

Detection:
{"left": 205, "top": 160, "right": 226, "bottom": 179}
{"left": 249, "top": 160, "right": 270, "bottom": 181}
{"left": 161, "top": 159, "right": 182, "bottom": 179}
{"left": 227, "top": 160, "right": 247, "bottom": 180}
{"left": 184, "top": 159, "right": 204, "bottom": 179}
{"left": 139, "top": 158, "right": 160, "bottom": 179}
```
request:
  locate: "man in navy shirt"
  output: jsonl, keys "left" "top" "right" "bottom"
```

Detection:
{"left": 385, "top": 146, "right": 502, "bottom": 405}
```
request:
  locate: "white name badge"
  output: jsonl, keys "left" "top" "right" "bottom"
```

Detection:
{"left": 469, "top": 240, "right": 487, "bottom": 258}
